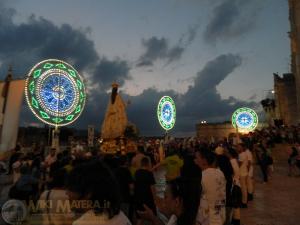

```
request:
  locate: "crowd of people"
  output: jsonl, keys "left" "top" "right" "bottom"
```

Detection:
{"left": 1, "top": 125, "right": 300, "bottom": 225}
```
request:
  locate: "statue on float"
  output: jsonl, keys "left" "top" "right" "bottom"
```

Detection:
{"left": 100, "top": 82, "right": 138, "bottom": 154}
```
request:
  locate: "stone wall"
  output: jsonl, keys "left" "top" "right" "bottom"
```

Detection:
{"left": 274, "top": 73, "right": 297, "bottom": 125}
{"left": 196, "top": 122, "right": 236, "bottom": 142}
{"left": 289, "top": 0, "right": 300, "bottom": 123}
{"left": 196, "top": 122, "right": 266, "bottom": 142}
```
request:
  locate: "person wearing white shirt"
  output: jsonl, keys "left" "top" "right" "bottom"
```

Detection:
{"left": 245, "top": 148, "right": 254, "bottom": 201}
{"left": 195, "top": 149, "right": 226, "bottom": 225}
{"left": 237, "top": 144, "right": 248, "bottom": 208}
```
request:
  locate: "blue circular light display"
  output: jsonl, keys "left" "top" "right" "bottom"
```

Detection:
{"left": 157, "top": 96, "right": 176, "bottom": 131}
{"left": 236, "top": 112, "right": 253, "bottom": 129}
{"left": 232, "top": 107, "right": 258, "bottom": 131}
{"left": 25, "top": 59, "right": 86, "bottom": 127}
{"left": 40, "top": 74, "right": 76, "bottom": 113}
{"left": 162, "top": 103, "right": 173, "bottom": 123}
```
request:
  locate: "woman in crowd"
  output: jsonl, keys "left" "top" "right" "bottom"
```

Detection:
{"left": 137, "top": 177, "right": 200, "bottom": 225}
{"left": 66, "top": 160, "right": 131, "bottom": 225}
{"left": 39, "top": 168, "right": 72, "bottom": 225}
{"left": 215, "top": 149, "right": 234, "bottom": 225}
{"left": 228, "top": 148, "right": 242, "bottom": 225}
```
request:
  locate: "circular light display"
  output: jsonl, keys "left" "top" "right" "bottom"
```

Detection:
{"left": 157, "top": 96, "right": 176, "bottom": 131}
{"left": 25, "top": 59, "right": 86, "bottom": 127}
{"left": 232, "top": 107, "right": 258, "bottom": 131}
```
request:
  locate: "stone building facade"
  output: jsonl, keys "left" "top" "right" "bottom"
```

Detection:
{"left": 273, "top": 1, "right": 300, "bottom": 125}
{"left": 196, "top": 122, "right": 236, "bottom": 142}
{"left": 289, "top": 0, "right": 300, "bottom": 123}
{"left": 273, "top": 73, "right": 297, "bottom": 125}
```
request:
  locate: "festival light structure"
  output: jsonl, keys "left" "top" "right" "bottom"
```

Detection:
{"left": 232, "top": 107, "right": 258, "bottom": 132}
{"left": 157, "top": 96, "right": 176, "bottom": 132}
{"left": 25, "top": 59, "right": 86, "bottom": 127}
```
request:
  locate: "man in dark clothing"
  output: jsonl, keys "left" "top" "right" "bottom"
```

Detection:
{"left": 115, "top": 155, "right": 134, "bottom": 220}
{"left": 134, "top": 157, "right": 156, "bottom": 225}
{"left": 216, "top": 153, "right": 234, "bottom": 225}
{"left": 180, "top": 153, "right": 202, "bottom": 179}
{"left": 8, "top": 146, "right": 21, "bottom": 174}
{"left": 255, "top": 144, "right": 270, "bottom": 183}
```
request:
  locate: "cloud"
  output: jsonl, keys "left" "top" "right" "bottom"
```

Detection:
{"left": 193, "top": 54, "right": 242, "bottom": 90}
{"left": 177, "top": 54, "right": 258, "bottom": 131}
{"left": 127, "top": 53, "right": 257, "bottom": 135}
{"left": 0, "top": 2, "right": 131, "bottom": 130}
{"left": 1, "top": 3, "right": 258, "bottom": 135}
{"left": 0, "top": 3, "right": 130, "bottom": 91}
{"left": 0, "top": 12, "right": 98, "bottom": 76}
{"left": 137, "top": 23, "right": 200, "bottom": 68}
{"left": 182, "top": 54, "right": 243, "bottom": 116}
{"left": 136, "top": 36, "right": 185, "bottom": 67}
{"left": 93, "top": 57, "right": 131, "bottom": 89}
{"left": 204, "top": 0, "right": 264, "bottom": 44}
{"left": 179, "top": 24, "right": 199, "bottom": 47}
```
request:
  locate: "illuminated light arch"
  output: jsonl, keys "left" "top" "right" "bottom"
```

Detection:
{"left": 157, "top": 96, "right": 176, "bottom": 131}
{"left": 232, "top": 107, "right": 258, "bottom": 132}
{"left": 25, "top": 59, "right": 86, "bottom": 127}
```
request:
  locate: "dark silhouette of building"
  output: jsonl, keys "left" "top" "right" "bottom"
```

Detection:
{"left": 272, "top": 1, "right": 300, "bottom": 126}
{"left": 273, "top": 73, "right": 297, "bottom": 125}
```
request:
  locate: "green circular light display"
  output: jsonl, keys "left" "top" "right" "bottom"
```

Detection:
{"left": 157, "top": 96, "right": 176, "bottom": 131}
{"left": 25, "top": 59, "right": 86, "bottom": 127}
{"left": 232, "top": 107, "right": 258, "bottom": 132}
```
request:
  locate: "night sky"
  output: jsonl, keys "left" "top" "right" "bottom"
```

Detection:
{"left": 0, "top": 0, "right": 290, "bottom": 136}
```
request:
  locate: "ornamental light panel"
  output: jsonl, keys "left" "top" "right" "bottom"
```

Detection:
{"left": 157, "top": 96, "right": 176, "bottom": 131}
{"left": 232, "top": 107, "right": 258, "bottom": 132}
{"left": 25, "top": 59, "right": 86, "bottom": 127}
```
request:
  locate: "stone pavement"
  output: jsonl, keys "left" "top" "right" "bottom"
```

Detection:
{"left": 241, "top": 144, "right": 300, "bottom": 225}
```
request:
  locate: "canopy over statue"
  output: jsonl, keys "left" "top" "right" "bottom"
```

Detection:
{"left": 101, "top": 82, "right": 128, "bottom": 139}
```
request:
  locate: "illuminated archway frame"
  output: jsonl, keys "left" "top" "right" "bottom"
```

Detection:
{"left": 232, "top": 107, "right": 258, "bottom": 132}
{"left": 157, "top": 96, "right": 176, "bottom": 131}
{"left": 25, "top": 59, "right": 86, "bottom": 127}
